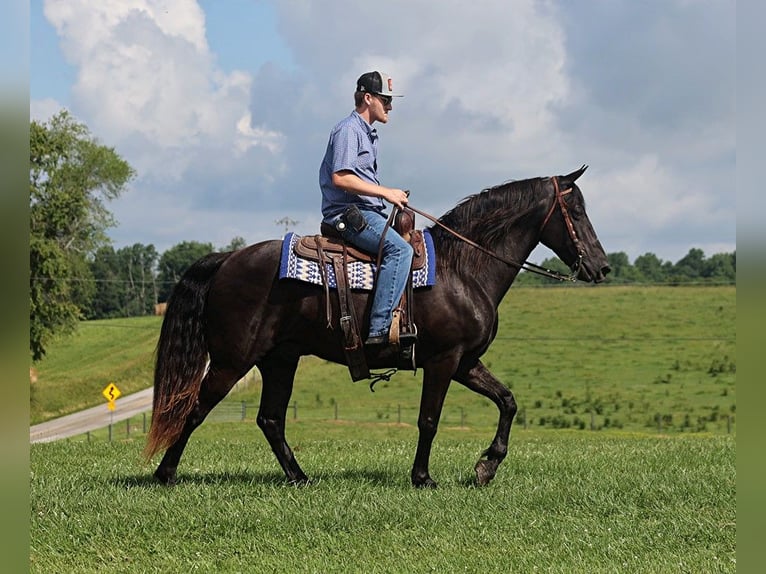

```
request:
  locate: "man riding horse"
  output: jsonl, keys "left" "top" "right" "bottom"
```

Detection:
{"left": 319, "top": 71, "right": 415, "bottom": 347}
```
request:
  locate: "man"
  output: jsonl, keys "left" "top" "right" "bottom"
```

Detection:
{"left": 319, "top": 71, "right": 414, "bottom": 346}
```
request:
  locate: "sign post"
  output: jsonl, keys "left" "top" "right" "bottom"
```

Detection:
{"left": 102, "top": 382, "right": 122, "bottom": 412}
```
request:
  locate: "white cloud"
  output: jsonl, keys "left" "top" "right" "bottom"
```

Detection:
{"left": 41, "top": 0, "right": 284, "bottom": 181}
{"left": 34, "top": 0, "right": 735, "bottom": 261}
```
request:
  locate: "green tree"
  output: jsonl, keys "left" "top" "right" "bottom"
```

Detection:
{"left": 118, "top": 243, "right": 159, "bottom": 316}
{"left": 87, "top": 243, "right": 158, "bottom": 319}
{"left": 605, "top": 251, "right": 642, "bottom": 283}
{"left": 702, "top": 251, "right": 736, "bottom": 283}
{"left": 222, "top": 236, "right": 247, "bottom": 252}
{"left": 633, "top": 252, "right": 665, "bottom": 283}
{"left": 30, "top": 111, "right": 134, "bottom": 360}
{"left": 671, "top": 248, "right": 706, "bottom": 282}
{"left": 86, "top": 245, "right": 122, "bottom": 319}
{"left": 157, "top": 241, "right": 215, "bottom": 302}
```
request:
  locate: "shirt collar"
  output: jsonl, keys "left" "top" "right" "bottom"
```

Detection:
{"left": 352, "top": 111, "right": 377, "bottom": 138}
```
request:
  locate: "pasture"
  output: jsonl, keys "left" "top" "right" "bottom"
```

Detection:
{"left": 31, "top": 424, "right": 735, "bottom": 573}
{"left": 29, "top": 285, "right": 736, "bottom": 572}
{"left": 31, "top": 285, "right": 736, "bottom": 434}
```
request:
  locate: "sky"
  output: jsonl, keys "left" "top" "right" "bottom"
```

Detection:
{"left": 29, "top": 0, "right": 736, "bottom": 264}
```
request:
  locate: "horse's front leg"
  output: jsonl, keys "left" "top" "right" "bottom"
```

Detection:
{"left": 454, "top": 360, "right": 517, "bottom": 486}
{"left": 411, "top": 356, "right": 457, "bottom": 488}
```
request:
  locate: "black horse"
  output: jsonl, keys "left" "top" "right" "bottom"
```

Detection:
{"left": 145, "top": 166, "right": 610, "bottom": 488}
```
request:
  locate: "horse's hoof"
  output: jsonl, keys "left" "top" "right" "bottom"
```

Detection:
{"left": 288, "top": 475, "right": 311, "bottom": 486}
{"left": 412, "top": 476, "right": 438, "bottom": 489}
{"left": 153, "top": 468, "right": 177, "bottom": 486}
{"left": 474, "top": 459, "right": 497, "bottom": 486}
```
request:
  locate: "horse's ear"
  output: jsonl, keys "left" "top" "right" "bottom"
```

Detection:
{"left": 559, "top": 164, "right": 588, "bottom": 189}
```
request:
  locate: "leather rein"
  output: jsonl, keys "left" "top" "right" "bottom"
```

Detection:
{"left": 403, "top": 176, "right": 584, "bottom": 282}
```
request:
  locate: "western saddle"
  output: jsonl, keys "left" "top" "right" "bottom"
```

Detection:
{"left": 295, "top": 208, "right": 422, "bottom": 381}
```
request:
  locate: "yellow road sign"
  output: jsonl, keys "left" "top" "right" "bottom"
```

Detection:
{"left": 102, "top": 383, "right": 121, "bottom": 402}
{"left": 107, "top": 400, "right": 116, "bottom": 411}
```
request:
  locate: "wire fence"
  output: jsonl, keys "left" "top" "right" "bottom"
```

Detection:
{"left": 76, "top": 399, "right": 735, "bottom": 443}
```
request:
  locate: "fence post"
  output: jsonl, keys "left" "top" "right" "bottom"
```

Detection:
{"left": 143, "top": 412, "right": 147, "bottom": 434}
{"left": 241, "top": 401, "right": 246, "bottom": 421}
{"left": 87, "top": 431, "right": 90, "bottom": 443}
{"left": 727, "top": 415, "right": 731, "bottom": 434}
{"left": 108, "top": 424, "right": 113, "bottom": 442}
{"left": 398, "top": 404, "right": 401, "bottom": 424}
{"left": 590, "top": 411, "right": 595, "bottom": 431}
{"left": 460, "top": 407, "right": 465, "bottom": 427}
{"left": 335, "top": 402, "right": 338, "bottom": 420}
{"left": 126, "top": 418, "right": 130, "bottom": 438}
{"left": 292, "top": 402, "right": 297, "bottom": 420}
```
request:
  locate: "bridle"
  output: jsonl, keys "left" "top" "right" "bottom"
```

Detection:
{"left": 405, "top": 176, "right": 585, "bottom": 282}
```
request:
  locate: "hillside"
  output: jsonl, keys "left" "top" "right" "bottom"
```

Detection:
{"left": 30, "top": 285, "right": 736, "bottom": 433}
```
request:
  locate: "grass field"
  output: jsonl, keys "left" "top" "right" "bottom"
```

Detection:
{"left": 30, "top": 423, "right": 735, "bottom": 573}
{"left": 31, "top": 285, "right": 736, "bottom": 435}
{"left": 29, "top": 285, "right": 736, "bottom": 572}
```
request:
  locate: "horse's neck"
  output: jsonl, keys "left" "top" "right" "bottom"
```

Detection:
{"left": 434, "top": 184, "right": 552, "bottom": 304}
{"left": 440, "top": 224, "right": 540, "bottom": 305}
{"left": 482, "top": 228, "right": 540, "bottom": 303}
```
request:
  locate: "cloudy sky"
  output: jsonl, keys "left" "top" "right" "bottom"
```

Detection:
{"left": 30, "top": 0, "right": 735, "bottom": 264}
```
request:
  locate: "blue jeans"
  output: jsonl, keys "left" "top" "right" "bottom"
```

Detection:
{"left": 335, "top": 209, "right": 413, "bottom": 338}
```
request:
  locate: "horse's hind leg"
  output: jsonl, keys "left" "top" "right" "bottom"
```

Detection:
{"left": 454, "top": 360, "right": 517, "bottom": 486}
{"left": 255, "top": 350, "right": 308, "bottom": 485}
{"left": 154, "top": 365, "right": 240, "bottom": 485}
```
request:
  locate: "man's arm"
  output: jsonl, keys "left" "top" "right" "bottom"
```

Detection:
{"left": 332, "top": 170, "right": 409, "bottom": 209}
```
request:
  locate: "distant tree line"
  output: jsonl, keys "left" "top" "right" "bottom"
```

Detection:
{"left": 85, "top": 238, "right": 245, "bottom": 319}
{"left": 515, "top": 248, "right": 735, "bottom": 286}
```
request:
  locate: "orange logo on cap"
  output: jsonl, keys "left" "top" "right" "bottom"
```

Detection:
{"left": 387, "top": 78, "right": 393, "bottom": 92}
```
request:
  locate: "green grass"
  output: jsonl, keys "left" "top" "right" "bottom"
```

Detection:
{"left": 30, "top": 316, "right": 162, "bottom": 423}
{"left": 30, "top": 286, "right": 736, "bottom": 572}
{"left": 31, "top": 286, "right": 736, "bottom": 434}
{"left": 30, "top": 423, "right": 735, "bottom": 573}
{"left": 232, "top": 285, "right": 736, "bottom": 435}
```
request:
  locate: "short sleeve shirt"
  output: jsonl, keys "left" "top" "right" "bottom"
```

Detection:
{"left": 319, "top": 111, "right": 386, "bottom": 220}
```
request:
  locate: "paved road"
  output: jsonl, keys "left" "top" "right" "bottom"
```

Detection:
{"left": 30, "top": 388, "right": 154, "bottom": 444}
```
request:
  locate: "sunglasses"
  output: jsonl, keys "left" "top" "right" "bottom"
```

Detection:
{"left": 375, "top": 94, "right": 393, "bottom": 106}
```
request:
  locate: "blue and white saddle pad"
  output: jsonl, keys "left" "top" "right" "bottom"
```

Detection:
{"left": 279, "top": 230, "right": 437, "bottom": 291}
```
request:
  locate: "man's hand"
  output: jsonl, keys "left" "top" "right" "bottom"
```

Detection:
{"left": 382, "top": 187, "right": 410, "bottom": 209}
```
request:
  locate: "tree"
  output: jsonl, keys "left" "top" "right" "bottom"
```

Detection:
{"left": 671, "top": 248, "right": 706, "bottom": 282}
{"left": 156, "top": 241, "right": 215, "bottom": 302}
{"left": 702, "top": 251, "right": 736, "bottom": 283}
{"left": 86, "top": 245, "right": 122, "bottom": 319}
{"left": 30, "top": 111, "right": 135, "bottom": 360}
{"left": 605, "top": 251, "right": 642, "bottom": 283}
{"left": 87, "top": 243, "right": 159, "bottom": 319}
{"left": 222, "top": 236, "right": 247, "bottom": 252}
{"left": 633, "top": 253, "right": 665, "bottom": 283}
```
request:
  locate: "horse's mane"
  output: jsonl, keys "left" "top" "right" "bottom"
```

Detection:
{"left": 429, "top": 177, "right": 549, "bottom": 272}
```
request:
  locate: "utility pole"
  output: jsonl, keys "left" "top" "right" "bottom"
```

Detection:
{"left": 275, "top": 216, "right": 299, "bottom": 235}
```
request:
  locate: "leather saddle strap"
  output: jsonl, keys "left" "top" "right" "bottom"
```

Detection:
{"left": 375, "top": 207, "right": 399, "bottom": 272}
{"left": 332, "top": 247, "right": 356, "bottom": 344}
{"left": 314, "top": 235, "right": 332, "bottom": 328}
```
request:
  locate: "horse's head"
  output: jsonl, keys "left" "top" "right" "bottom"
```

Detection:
{"left": 539, "top": 165, "right": 610, "bottom": 283}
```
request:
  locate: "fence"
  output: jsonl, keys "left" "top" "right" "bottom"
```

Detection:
{"left": 76, "top": 399, "right": 735, "bottom": 443}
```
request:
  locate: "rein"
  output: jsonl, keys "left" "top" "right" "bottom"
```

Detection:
{"left": 404, "top": 176, "right": 582, "bottom": 282}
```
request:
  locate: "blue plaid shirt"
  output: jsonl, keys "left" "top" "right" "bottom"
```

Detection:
{"left": 319, "top": 111, "right": 386, "bottom": 221}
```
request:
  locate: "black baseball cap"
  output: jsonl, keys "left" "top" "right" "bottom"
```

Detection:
{"left": 356, "top": 71, "right": 403, "bottom": 98}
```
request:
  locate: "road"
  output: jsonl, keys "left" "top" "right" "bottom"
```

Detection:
{"left": 30, "top": 388, "right": 154, "bottom": 444}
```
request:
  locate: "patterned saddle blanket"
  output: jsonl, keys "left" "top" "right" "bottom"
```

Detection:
{"left": 278, "top": 230, "right": 437, "bottom": 291}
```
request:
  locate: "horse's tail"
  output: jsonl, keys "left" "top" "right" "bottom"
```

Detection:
{"left": 143, "top": 251, "right": 232, "bottom": 461}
